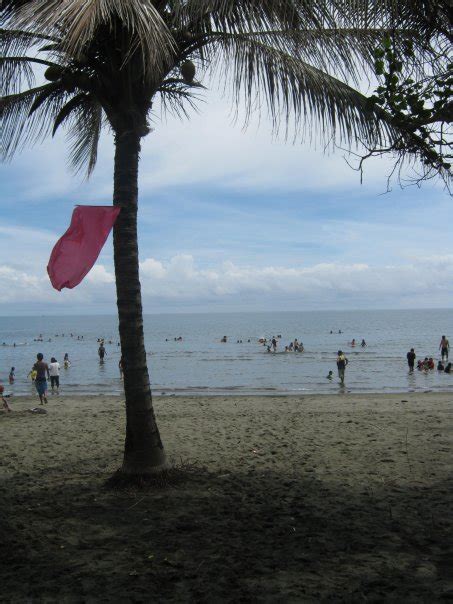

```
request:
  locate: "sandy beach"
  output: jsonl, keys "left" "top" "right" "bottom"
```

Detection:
{"left": 1, "top": 392, "right": 452, "bottom": 602}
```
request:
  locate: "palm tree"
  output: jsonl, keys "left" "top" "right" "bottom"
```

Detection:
{"left": 1, "top": 1, "right": 443, "bottom": 477}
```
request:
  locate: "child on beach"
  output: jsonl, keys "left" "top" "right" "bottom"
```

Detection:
{"left": 64, "top": 353, "right": 71, "bottom": 368}
{"left": 0, "top": 384, "right": 12, "bottom": 412}
{"left": 9, "top": 367, "right": 15, "bottom": 384}
{"left": 326, "top": 371, "right": 333, "bottom": 380}
{"left": 28, "top": 368, "right": 37, "bottom": 382}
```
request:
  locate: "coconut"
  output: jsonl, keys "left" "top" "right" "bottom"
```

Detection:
{"left": 181, "top": 60, "right": 195, "bottom": 84}
{"left": 44, "top": 65, "right": 63, "bottom": 82}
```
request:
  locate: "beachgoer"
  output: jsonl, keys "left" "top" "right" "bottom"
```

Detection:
{"left": 33, "top": 353, "right": 50, "bottom": 405}
{"left": 64, "top": 353, "right": 70, "bottom": 368}
{"left": 0, "top": 384, "right": 12, "bottom": 412}
{"left": 119, "top": 357, "right": 124, "bottom": 379}
{"left": 417, "top": 359, "right": 423, "bottom": 371}
{"left": 326, "top": 371, "right": 333, "bottom": 380}
{"left": 423, "top": 357, "right": 430, "bottom": 370}
{"left": 221, "top": 336, "right": 227, "bottom": 343}
{"left": 98, "top": 342, "right": 106, "bottom": 361}
{"left": 9, "top": 367, "right": 15, "bottom": 384}
{"left": 271, "top": 337, "right": 277, "bottom": 352}
{"left": 406, "top": 348, "right": 416, "bottom": 372}
{"left": 445, "top": 363, "right": 452, "bottom": 374}
{"left": 336, "top": 350, "right": 348, "bottom": 384}
{"left": 428, "top": 357, "right": 435, "bottom": 370}
{"left": 439, "top": 335, "right": 450, "bottom": 361}
{"left": 350, "top": 339, "right": 356, "bottom": 347}
{"left": 361, "top": 339, "right": 367, "bottom": 347}
{"left": 437, "top": 360, "right": 444, "bottom": 371}
{"left": 48, "top": 357, "right": 60, "bottom": 394}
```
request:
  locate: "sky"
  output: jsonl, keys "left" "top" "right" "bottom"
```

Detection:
{"left": 1, "top": 87, "right": 452, "bottom": 315}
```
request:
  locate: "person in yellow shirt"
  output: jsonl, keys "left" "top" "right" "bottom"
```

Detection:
{"left": 27, "top": 368, "right": 37, "bottom": 382}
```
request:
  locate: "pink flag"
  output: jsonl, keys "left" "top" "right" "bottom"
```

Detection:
{"left": 47, "top": 206, "right": 120, "bottom": 291}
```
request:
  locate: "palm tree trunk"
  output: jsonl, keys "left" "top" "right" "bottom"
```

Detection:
{"left": 113, "top": 130, "right": 167, "bottom": 475}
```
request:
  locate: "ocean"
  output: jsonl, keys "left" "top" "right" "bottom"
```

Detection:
{"left": 1, "top": 310, "right": 452, "bottom": 396}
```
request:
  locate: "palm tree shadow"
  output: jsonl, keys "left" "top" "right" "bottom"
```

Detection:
{"left": 1, "top": 466, "right": 452, "bottom": 602}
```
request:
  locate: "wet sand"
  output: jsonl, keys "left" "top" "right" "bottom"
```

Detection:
{"left": 1, "top": 393, "right": 452, "bottom": 602}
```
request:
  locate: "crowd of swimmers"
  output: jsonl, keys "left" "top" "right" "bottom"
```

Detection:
{"left": 406, "top": 336, "right": 450, "bottom": 374}
{"left": 1, "top": 332, "right": 451, "bottom": 410}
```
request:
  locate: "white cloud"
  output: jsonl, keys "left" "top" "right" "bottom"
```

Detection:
{"left": 85, "top": 264, "right": 115, "bottom": 284}
{"left": 1, "top": 253, "right": 452, "bottom": 313}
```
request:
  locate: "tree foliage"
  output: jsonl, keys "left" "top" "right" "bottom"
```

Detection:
{"left": 2, "top": 0, "right": 447, "bottom": 179}
{"left": 361, "top": 16, "right": 452, "bottom": 190}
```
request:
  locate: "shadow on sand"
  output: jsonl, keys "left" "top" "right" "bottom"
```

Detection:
{"left": 1, "top": 462, "right": 452, "bottom": 602}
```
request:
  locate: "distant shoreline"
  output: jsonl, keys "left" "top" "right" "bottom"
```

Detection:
{"left": 6, "top": 391, "right": 453, "bottom": 402}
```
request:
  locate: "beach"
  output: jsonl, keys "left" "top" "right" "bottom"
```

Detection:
{"left": 1, "top": 392, "right": 452, "bottom": 602}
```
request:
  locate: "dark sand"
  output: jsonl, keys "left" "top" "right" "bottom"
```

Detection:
{"left": 1, "top": 393, "right": 452, "bottom": 602}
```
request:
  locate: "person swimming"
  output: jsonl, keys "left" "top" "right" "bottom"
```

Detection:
{"left": 326, "top": 371, "right": 333, "bottom": 380}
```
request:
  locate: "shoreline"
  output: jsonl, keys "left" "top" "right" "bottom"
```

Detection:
{"left": 5, "top": 390, "right": 453, "bottom": 402}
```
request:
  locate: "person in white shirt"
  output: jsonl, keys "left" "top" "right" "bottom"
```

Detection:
{"left": 48, "top": 357, "right": 61, "bottom": 394}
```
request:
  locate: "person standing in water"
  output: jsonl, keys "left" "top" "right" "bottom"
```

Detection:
{"left": 8, "top": 367, "right": 15, "bottom": 384}
{"left": 439, "top": 335, "right": 449, "bottom": 362}
{"left": 33, "top": 353, "right": 50, "bottom": 405}
{"left": 48, "top": 357, "right": 60, "bottom": 394}
{"left": 98, "top": 342, "right": 106, "bottom": 361}
{"left": 64, "top": 353, "right": 70, "bottom": 368}
{"left": 336, "top": 350, "right": 348, "bottom": 384}
{"left": 406, "top": 348, "right": 416, "bottom": 373}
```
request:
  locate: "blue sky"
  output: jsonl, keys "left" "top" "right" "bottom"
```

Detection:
{"left": 1, "top": 89, "right": 452, "bottom": 315}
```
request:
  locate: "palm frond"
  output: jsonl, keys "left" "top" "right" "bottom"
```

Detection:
{"left": 0, "top": 27, "right": 60, "bottom": 57}
{"left": 52, "top": 92, "right": 88, "bottom": 136}
{"left": 207, "top": 35, "right": 390, "bottom": 147}
{"left": 6, "top": 0, "right": 176, "bottom": 73}
{"left": 65, "top": 95, "right": 103, "bottom": 176}
{"left": 1, "top": 82, "right": 68, "bottom": 160}
{"left": 158, "top": 81, "right": 202, "bottom": 120}
{"left": 0, "top": 56, "right": 59, "bottom": 95}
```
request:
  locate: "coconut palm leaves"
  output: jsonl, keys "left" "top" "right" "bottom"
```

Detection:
{"left": 1, "top": 0, "right": 448, "bottom": 176}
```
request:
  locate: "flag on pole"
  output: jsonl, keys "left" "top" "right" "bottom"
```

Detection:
{"left": 47, "top": 205, "right": 120, "bottom": 291}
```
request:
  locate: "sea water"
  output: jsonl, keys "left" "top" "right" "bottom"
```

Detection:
{"left": 0, "top": 310, "right": 452, "bottom": 396}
